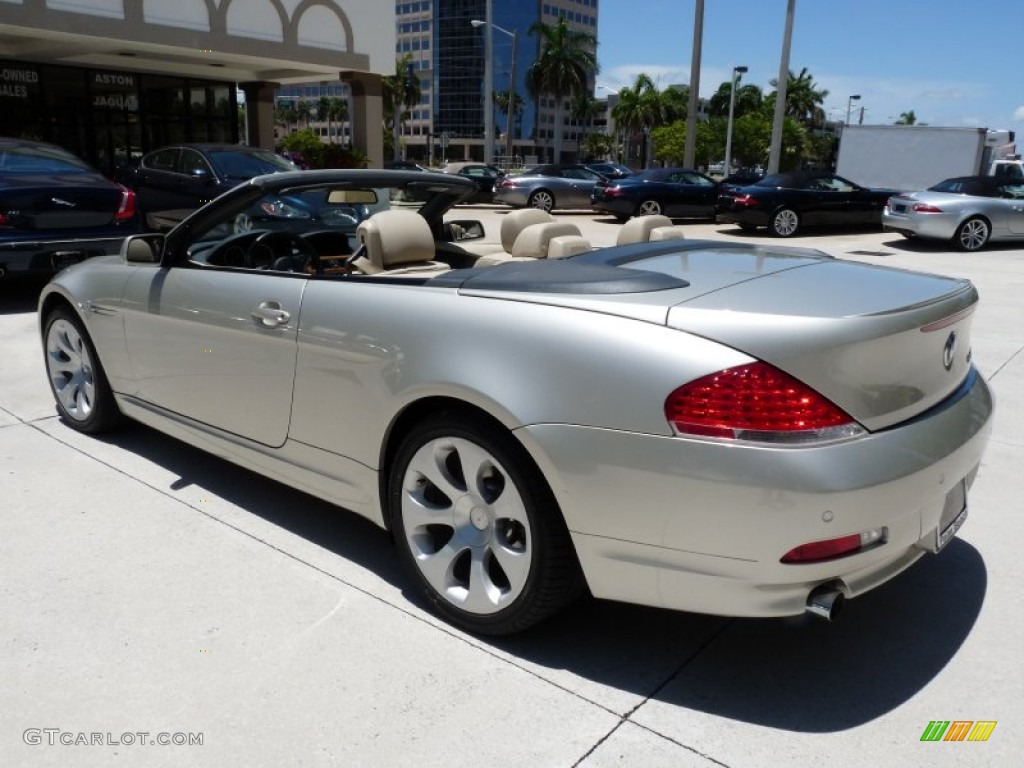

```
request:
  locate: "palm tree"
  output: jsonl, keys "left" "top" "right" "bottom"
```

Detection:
{"left": 318, "top": 96, "right": 333, "bottom": 143}
{"left": 327, "top": 97, "right": 349, "bottom": 144}
{"left": 295, "top": 100, "right": 313, "bottom": 130}
{"left": 769, "top": 67, "right": 829, "bottom": 127}
{"left": 708, "top": 77, "right": 763, "bottom": 119}
{"left": 383, "top": 54, "right": 422, "bottom": 161}
{"left": 895, "top": 110, "right": 917, "bottom": 125}
{"left": 526, "top": 16, "right": 598, "bottom": 163}
{"left": 494, "top": 89, "right": 524, "bottom": 149}
{"left": 611, "top": 74, "right": 661, "bottom": 168}
{"left": 570, "top": 93, "right": 601, "bottom": 158}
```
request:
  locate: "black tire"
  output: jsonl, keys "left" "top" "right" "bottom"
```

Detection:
{"left": 389, "top": 411, "right": 583, "bottom": 635}
{"left": 527, "top": 189, "right": 555, "bottom": 212}
{"left": 953, "top": 217, "right": 990, "bottom": 252}
{"left": 43, "top": 307, "right": 122, "bottom": 433}
{"left": 636, "top": 199, "right": 663, "bottom": 217}
{"left": 769, "top": 207, "right": 800, "bottom": 237}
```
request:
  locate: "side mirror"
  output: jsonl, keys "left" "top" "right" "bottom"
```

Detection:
{"left": 446, "top": 220, "right": 485, "bottom": 241}
{"left": 121, "top": 234, "right": 165, "bottom": 264}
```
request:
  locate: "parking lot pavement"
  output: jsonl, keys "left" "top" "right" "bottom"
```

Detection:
{"left": 2, "top": 217, "right": 1022, "bottom": 767}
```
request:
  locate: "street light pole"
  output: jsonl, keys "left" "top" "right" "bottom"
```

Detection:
{"left": 846, "top": 94, "right": 861, "bottom": 126}
{"left": 724, "top": 65, "right": 747, "bottom": 177}
{"left": 472, "top": 15, "right": 518, "bottom": 166}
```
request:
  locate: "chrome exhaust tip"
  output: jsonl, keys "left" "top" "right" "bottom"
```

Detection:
{"left": 806, "top": 585, "right": 845, "bottom": 621}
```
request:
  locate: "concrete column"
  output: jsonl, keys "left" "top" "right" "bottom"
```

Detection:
{"left": 340, "top": 72, "right": 384, "bottom": 168}
{"left": 239, "top": 81, "right": 280, "bottom": 150}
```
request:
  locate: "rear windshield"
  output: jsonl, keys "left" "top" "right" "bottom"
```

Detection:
{"left": 207, "top": 149, "right": 297, "bottom": 179}
{"left": 928, "top": 179, "right": 986, "bottom": 196}
{"left": 0, "top": 145, "right": 93, "bottom": 174}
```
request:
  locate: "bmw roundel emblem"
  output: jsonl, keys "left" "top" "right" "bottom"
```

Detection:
{"left": 943, "top": 331, "right": 957, "bottom": 371}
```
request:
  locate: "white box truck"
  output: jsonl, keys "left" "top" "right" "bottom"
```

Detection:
{"left": 835, "top": 125, "right": 1021, "bottom": 192}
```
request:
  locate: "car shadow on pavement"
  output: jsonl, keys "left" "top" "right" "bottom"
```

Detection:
{"left": 0, "top": 278, "right": 46, "bottom": 315}
{"left": 882, "top": 236, "right": 1024, "bottom": 254}
{"left": 494, "top": 538, "right": 985, "bottom": 731}
{"left": 89, "top": 423, "right": 406, "bottom": 587}
{"left": 90, "top": 421, "right": 986, "bottom": 733}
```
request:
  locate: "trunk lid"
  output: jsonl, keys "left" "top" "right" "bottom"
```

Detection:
{"left": 0, "top": 173, "right": 123, "bottom": 229}
{"left": 666, "top": 256, "right": 977, "bottom": 431}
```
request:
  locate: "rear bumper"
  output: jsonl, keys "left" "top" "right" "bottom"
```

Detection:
{"left": 517, "top": 368, "right": 994, "bottom": 618}
{"left": 591, "top": 199, "right": 633, "bottom": 218}
{"left": 0, "top": 233, "right": 134, "bottom": 277}
{"left": 882, "top": 211, "right": 959, "bottom": 240}
{"left": 715, "top": 209, "right": 768, "bottom": 227}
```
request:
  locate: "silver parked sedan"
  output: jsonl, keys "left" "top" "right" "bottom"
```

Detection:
{"left": 39, "top": 169, "right": 993, "bottom": 635}
{"left": 883, "top": 175, "right": 1024, "bottom": 251}
{"left": 493, "top": 163, "right": 604, "bottom": 211}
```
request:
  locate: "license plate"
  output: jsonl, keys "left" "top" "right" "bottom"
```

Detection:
{"left": 892, "top": 203, "right": 907, "bottom": 214}
{"left": 936, "top": 481, "right": 967, "bottom": 551}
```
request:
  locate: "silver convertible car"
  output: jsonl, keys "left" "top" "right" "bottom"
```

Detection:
{"left": 39, "top": 169, "right": 993, "bottom": 635}
{"left": 883, "top": 175, "right": 1024, "bottom": 251}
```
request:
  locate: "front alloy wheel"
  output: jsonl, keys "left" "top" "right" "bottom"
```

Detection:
{"left": 390, "top": 414, "right": 582, "bottom": 635}
{"left": 44, "top": 308, "right": 121, "bottom": 433}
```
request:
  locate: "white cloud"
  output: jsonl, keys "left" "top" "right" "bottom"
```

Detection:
{"left": 1013, "top": 106, "right": 1024, "bottom": 122}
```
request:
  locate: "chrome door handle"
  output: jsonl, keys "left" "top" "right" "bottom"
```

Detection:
{"left": 251, "top": 300, "right": 291, "bottom": 328}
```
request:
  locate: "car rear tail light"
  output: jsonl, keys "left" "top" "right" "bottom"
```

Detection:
{"left": 912, "top": 202, "right": 944, "bottom": 213}
{"left": 114, "top": 185, "right": 137, "bottom": 221}
{"left": 781, "top": 527, "right": 887, "bottom": 563}
{"left": 664, "top": 361, "right": 865, "bottom": 444}
{"left": 498, "top": 179, "right": 517, "bottom": 189}
{"left": 602, "top": 187, "right": 626, "bottom": 197}
{"left": 732, "top": 194, "right": 759, "bottom": 208}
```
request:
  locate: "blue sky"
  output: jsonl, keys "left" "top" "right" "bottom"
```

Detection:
{"left": 596, "top": 0, "right": 1024, "bottom": 131}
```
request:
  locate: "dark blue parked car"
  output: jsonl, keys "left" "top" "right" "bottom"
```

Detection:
{"left": 0, "top": 137, "right": 140, "bottom": 278}
{"left": 117, "top": 143, "right": 297, "bottom": 230}
{"left": 591, "top": 167, "right": 719, "bottom": 222}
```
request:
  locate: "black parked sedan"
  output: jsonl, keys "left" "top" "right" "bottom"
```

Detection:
{"left": 716, "top": 172, "right": 897, "bottom": 237}
{"left": 117, "top": 143, "right": 297, "bottom": 230}
{"left": 1, "top": 137, "right": 140, "bottom": 278}
{"left": 591, "top": 167, "right": 719, "bottom": 222}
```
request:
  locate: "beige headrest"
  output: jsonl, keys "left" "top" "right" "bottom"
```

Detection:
{"left": 649, "top": 226, "right": 686, "bottom": 241}
{"left": 500, "top": 208, "right": 556, "bottom": 251}
{"left": 511, "top": 221, "right": 583, "bottom": 259}
{"left": 616, "top": 214, "right": 674, "bottom": 245}
{"left": 547, "top": 235, "right": 591, "bottom": 259}
{"left": 356, "top": 209, "right": 435, "bottom": 268}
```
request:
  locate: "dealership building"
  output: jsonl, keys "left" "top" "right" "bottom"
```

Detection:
{"left": 0, "top": 0, "right": 394, "bottom": 175}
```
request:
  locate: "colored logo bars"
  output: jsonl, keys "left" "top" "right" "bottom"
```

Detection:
{"left": 920, "top": 721, "right": 997, "bottom": 742}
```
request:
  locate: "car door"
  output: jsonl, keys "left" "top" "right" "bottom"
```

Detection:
{"left": 561, "top": 167, "right": 602, "bottom": 207}
{"left": 132, "top": 147, "right": 180, "bottom": 219}
{"left": 665, "top": 172, "right": 718, "bottom": 217}
{"left": 177, "top": 147, "right": 221, "bottom": 210}
{"left": 121, "top": 262, "right": 306, "bottom": 448}
{"left": 799, "top": 175, "right": 852, "bottom": 227}
{"left": 999, "top": 182, "right": 1024, "bottom": 234}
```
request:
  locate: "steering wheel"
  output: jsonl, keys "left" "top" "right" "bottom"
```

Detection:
{"left": 245, "top": 231, "right": 320, "bottom": 273}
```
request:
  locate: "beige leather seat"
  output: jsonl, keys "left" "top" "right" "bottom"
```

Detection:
{"left": 353, "top": 210, "right": 449, "bottom": 275}
{"left": 500, "top": 208, "right": 556, "bottom": 252}
{"left": 473, "top": 208, "right": 560, "bottom": 267}
{"left": 616, "top": 214, "right": 675, "bottom": 245}
{"left": 649, "top": 225, "right": 687, "bottom": 241}
{"left": 511, "top": 221, "right": 589, "bottom": 259}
